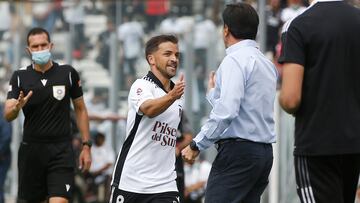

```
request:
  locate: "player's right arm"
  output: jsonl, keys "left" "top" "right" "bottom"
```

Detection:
{"left": 138, "top": 75, "right": 185, "bottom": 118}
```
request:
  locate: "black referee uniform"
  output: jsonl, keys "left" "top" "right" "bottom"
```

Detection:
{"left": 279, "top": 1, "right": 360, "bottom": 203}
{"left": 7, "top": 62, "right": 83, "bottom": 201}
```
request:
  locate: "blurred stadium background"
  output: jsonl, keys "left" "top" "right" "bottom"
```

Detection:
{"left": 0, "top": 0, "right": 359, "bottom": 203}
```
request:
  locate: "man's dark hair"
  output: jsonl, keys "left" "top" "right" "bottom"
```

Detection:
{"left": 26, "top": 27, "right": 51, "bottom": 45}
{"left": 145, "top": 35, "right": 178, "bottom": 63}
{"left": 222, "top": 3, "right": 259, "bottom": 40}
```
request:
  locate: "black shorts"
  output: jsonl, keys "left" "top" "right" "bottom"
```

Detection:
{"left": 109, "top": 186, "right": 180, "bottom": 203}
{"left": 18, "top": 141, "right": 76, "bottom": 201}
{"left": 294, "top": 154, "right": 360, "bottom": 203}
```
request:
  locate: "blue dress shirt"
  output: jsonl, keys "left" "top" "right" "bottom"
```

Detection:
{"left": 193, "top": 40, "right": 278, "bottom": 151}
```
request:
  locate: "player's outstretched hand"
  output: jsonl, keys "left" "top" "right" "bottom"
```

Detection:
{"left": 169, "top": 73, "right": 185, "bottom": 100}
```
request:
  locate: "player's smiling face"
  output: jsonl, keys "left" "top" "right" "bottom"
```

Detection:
{"left": 152, "top": 42, "right": 179, "bottom": 79}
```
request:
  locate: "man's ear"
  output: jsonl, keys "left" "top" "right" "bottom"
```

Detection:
{"left": 223, "top": 24, "right": 229, "bottom": 37}
{"left": 148, "top": 54, "right": 155, "bottom": 66}
{"left": 49, "top": 42, "right": 54, "bottom": 51}
{"left": 25, "top": 47, "right": 31, "bottom": 56}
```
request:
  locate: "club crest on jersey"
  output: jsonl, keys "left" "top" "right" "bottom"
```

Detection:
{"left": 53, "top": 85, "right": 65, "bottom": 100}
{"left": 136, "top": 88, "right": 142, "bottom": 95}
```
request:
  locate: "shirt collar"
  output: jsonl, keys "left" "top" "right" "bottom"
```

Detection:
{"left": 31, "top": 61, "right": 56, "bottom": 72}
{"left": 146, "top": 71, "right": 175, "bottom": 93}
{"left": 225, "top": 40, "right": 259, "bottom": 55}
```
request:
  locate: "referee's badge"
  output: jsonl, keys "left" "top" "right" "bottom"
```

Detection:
{"left": 53, "top": 85, "right": 65, "bottom": 100}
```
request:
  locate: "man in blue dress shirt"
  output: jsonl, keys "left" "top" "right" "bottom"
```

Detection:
{"left": 182, "top": 3, "right": 278, "bottom": 203}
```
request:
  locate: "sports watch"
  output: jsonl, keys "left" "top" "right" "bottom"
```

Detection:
{"left": 189, "top": 140, "right": 199, "bottom": 151}
{"left": 82, "top": 140, "right": 93, "bottom": 148}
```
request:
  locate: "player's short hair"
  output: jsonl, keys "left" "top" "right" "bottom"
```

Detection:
{"left": 27, "top": 27, "right": 51, "bottom": 46}
{"left": 222, "top": 3, "right": 259, "bottom": 40}
{"left": 145, "top": 35, "right": 178, "bottom": 63}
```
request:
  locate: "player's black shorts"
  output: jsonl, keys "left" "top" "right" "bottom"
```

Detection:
{"left": 294, "top": 154, "right": 360, "bottom": 203}
{"left": 109, "top": 186, "right": 180, "bottom": 203}
{"left": 18, "top": 141, "right": 76, "bottom": 202}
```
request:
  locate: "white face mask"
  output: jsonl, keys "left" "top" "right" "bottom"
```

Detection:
{"left": 31, "top": 49, "right": 51, "bottom": 65}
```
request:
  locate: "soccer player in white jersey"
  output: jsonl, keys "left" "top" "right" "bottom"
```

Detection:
{"left": 109, "top": 35, "right": 185, "bottom": 203}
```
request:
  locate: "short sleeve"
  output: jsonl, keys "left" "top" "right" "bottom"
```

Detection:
{"left": 69, "top": 67, "right": 83, "bottom": 99}
{"left": 128, "top": 79, "right": 154, "bottom": 115}
{"left": 6, "top": 71, "right": 20, "bottom": 100}
{"left": 278, "top": 20, "right": 305, "bottom": 66}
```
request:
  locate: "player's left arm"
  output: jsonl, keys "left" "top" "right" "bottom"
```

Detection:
{"left": 72, "top": 97, "right": 92, "bottom": 172}
{"left": 279, "top": 63, "right": 304, "bottom": 114}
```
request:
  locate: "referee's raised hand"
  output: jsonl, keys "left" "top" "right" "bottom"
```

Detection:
{"left": 4, "top": 90, "right": 33, "bottom": 122}
{"left": 169, "top": 73, "right": 185, "bottom": 100}
{"left": 16, "top": 90, "right": 33, "bottom": 110}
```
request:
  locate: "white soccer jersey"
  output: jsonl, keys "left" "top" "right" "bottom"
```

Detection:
{"left": 111, "top": 71, "right": 184, "bottom": 194}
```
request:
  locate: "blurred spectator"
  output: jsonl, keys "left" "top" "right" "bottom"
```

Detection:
{"left": 158, "top": 11, "right": 180, "bottom": 35}
{"left": 131, "top": 0, "right": 146, "bottom": 18}
{"left": 276, "top": 0, "right": 307, "bottom": 87}
{"left": 85, "top": 131, "right": 115, "bottom": 203}
{"left": 86, "top": 0, "right": 103, "bottom": 15}
{"left": 101, "top": 0, "right": 116, "bottom": 24}
{"left": 280, "top": 0, "right": 306, "bottom": 23}
{"left": 96, "top": 19, "right": 115, "bottom": 70}
{"left": 117, "top": 15, "right": 144, "bottom": 89}
{"left": 0, "top": 1, "right": 15, "bottom": 77}
{"left": 193, "top": 13, "right": 216, "bottom": 95}
{"left": 145, "top": 0, "right": 170, "bottom": 32}
{"left": 85, "top": 89, "right": 109, "bottom": 131}
{"left": 266, "top": 0, "right": 282, "bottom": 57}
{"left": 31, "top": 1, "right": 56, "bottom": 34}
{"left": 63, "top": 0, "right": 87, "bottom": 59}
{"left": 0, "top": 2, "right": 13, "bottom": 40}
{"left": 0, "top": 104, "right": 11, "bottom": 203}
{"left": 172, "top": 0, "right": 193, "bottom": 16}
{"left": 53, "top": 0, "right": 68, "bottom": 31}
{"left": 184, "top": 155, "right": 211, "bottom": 203}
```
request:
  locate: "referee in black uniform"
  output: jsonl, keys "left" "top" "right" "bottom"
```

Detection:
{"left": 3, "top": 27, "right": 91, "bottom": 203}
{"left": 279, "top": 1, "right": 360, "bottom": 203}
